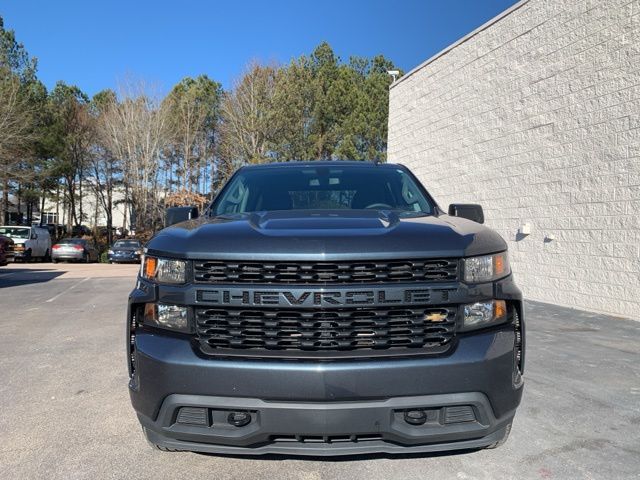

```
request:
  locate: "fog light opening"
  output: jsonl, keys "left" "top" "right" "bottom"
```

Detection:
{"left": 404, "top": 409, "right": 427, "bottom": 426}
{"left": 228, "top": 411, "right": 252, "bottom": 427}
{"left": 176, "top": 407, "right": 208, "bottom": 426}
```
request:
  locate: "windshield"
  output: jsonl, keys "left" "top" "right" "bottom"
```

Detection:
{"left": 114, "top": 240, "right": 140, "bottom": 248}
{"left": 0, "top": 227, "right": 30, "bottom": 239}
{"left": 212, "top": 165, "right": 434, "bottom": 217}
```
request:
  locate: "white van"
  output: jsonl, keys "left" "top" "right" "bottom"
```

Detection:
{"left": 0, "top": 225, "right": 52, "bottom": 262}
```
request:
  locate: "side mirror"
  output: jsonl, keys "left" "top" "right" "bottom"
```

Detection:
{"left": 448, "top": 204, "right": 484, "bottom": 224}
{"left": 165, "top": 206, "right": 199, "bottom": 227}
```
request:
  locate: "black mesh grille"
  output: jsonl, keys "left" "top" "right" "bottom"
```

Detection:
{"left": 193, "top": 259, "right": 459, "bottom": 284}
{"left": 196, "top": 306, "right": 456, "bottom": 356}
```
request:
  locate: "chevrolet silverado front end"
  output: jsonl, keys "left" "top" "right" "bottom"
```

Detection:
{"left": 127, "top": 161, "right": 524, "bottom": 456}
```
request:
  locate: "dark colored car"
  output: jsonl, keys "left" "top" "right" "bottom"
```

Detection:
{"left": 108, "top": 239, "right": 143, "bottom": 264}
{"left": 71, "top": 225, "right": 92, "bottom": 237}
{"left": 52, "top": 238, "right": 99, "bottom": 263}
{"left": 128, "top": 161, "right": 524, "bottom": 456}
{"left": 43, "top": 223, "right": 66, "bottom": 242}
{"left": 0, "top": 235, "right": 15, "bottom": 266}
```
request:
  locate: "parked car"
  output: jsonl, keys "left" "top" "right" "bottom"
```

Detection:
{"left": 51, "top": 238, "right": 99, "bottom": 263}
{"left": 108, "top": 239, "right": 143, "bottom": 264}
{"left": 0, "top": 225, "right": 52, "bottom": 262}
{"left": 0, "top": 235, "right": 15, "bottom": 266}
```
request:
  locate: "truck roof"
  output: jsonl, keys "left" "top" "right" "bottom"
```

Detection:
{"left": 241, "top": 161, "right": 402, "bottom": 169}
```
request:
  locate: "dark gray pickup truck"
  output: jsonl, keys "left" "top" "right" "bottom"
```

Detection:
{"left": 127, "top": 161, "right": 524, "bottom": 456}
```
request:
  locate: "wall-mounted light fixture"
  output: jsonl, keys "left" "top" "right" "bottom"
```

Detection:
{"left": 518, "top": 223, "right": 532, "bottom": 236}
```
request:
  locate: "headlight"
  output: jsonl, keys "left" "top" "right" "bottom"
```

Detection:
{"left": 462, "top": 300, "right": 507, "bottom": 332}
{"left": 143, "top": 303, "right": 189, "bottom": 332}
{"left": 108, "top": 249, "right": 114, "bottom": 254}
{"left": 135, "top": 249, "right": 143, "bottom": 255}
{"left": 141, "top": 255, "right": 187, "bottom": 284}
{"left": 463, "top": 252, "right": 510, "bottom": 283}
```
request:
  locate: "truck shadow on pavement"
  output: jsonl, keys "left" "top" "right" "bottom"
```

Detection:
{"left": 0, "top": 266, "right": 64, "bottom": 288}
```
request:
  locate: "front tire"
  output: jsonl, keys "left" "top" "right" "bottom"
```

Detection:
{"left": 485, "top": 422, "right": 512, "bottom": 449}
{"left": 143, "top": 427, "right": 179, "bottom": 452}
{"left": 150, "top": 444, "right": 178, "bottom": 452}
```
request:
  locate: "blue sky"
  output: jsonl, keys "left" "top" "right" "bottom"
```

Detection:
{"left": 1, "top": 0, "right": 518, "bottom": 96}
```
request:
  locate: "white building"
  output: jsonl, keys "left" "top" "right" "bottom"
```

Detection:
{"left": 41, "top": 182, "right": 128, "bottom": 229}
{"left": 388, "top": 0, "right": 640, "bottom": 318}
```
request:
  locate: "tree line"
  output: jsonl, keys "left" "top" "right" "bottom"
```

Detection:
{"left": 0, "top": 16, "right": 400, "bottom": 240}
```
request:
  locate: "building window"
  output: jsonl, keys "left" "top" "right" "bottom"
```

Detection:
{"left": 42, "top": 212, "right": 58, "bottom": 224}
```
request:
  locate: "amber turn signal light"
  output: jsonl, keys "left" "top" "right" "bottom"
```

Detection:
{"left": 144, "top": 256, "right": 157, "bottom": 279}
{"left": 494, "top": 254, "right": 506, "bottom": 276}
{"left": 494, "top": 300, "right": 507, "bottom": 320}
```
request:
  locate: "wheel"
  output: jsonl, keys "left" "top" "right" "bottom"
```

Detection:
{"left": 143, "top": 427, "right": 179, "bottom": 452}
{"left": 52, "top": 259, "right": 58, "bottom": 264}
{"left": 43, "top": 249, "right": 51, "bottom": 262}
{"left": 150, "top": 443, "right": 179, "bottom": 452}
{"left": 108, "top": 260, "right": 113, "bottom": 264}
{"left": 485, "top": 422, "right": 512, "bottom": 449}
{"left": 24, "top": 250, "right": 32, "bottom": 263}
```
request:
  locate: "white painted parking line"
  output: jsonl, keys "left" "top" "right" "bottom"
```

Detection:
{"left": 45, "top": 276, "right": 90, "bottom": 303}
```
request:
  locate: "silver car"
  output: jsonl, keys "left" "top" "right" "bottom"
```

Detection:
{"left": 51, "top": 238, "right": 99, "bottom": 263}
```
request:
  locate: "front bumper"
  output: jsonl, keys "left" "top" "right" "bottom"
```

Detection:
{"left": 142, "top": 392, "right": 514, "bottom": 456}
{"left": 130, "top": 326, "right": 522, "bottom": 455}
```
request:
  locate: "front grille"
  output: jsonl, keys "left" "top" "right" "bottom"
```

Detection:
{"left": 196, "top": 306, "right": 457, "bottom": 357}
{"left": 193, "top": 258, "right": 458, "bottom": 284}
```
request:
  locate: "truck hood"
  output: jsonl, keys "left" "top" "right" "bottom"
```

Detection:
{"left": 146, "top": 210, "right": 507, "bottom": 260}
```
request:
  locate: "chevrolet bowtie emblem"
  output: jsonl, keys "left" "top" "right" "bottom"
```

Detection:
{"left": 425, "top": 312, "right": 447, "bottom": 322}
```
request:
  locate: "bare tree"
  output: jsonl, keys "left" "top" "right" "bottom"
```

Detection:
{"left": 166, "top": 86, "right": 206, "bottom": 192}
{"left": 0, "top": 75, "right": 35, "bottom": 223}
{"left": 219, "top": 62, "right": 278, "bottom": 170}
{"left": 98, "top": 79, "right": 169, "bottom": 232}
{"left": 88, "top": 146, "right": 120, "bottom": 245}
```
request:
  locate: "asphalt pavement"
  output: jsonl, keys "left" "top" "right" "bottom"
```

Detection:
{"left": 0, "top": 263, "right": 638, "bottom": 480}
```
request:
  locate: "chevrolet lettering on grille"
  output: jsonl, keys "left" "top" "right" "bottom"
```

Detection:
{"left": 195, "top": 287, "right": 455, "bottom": 307}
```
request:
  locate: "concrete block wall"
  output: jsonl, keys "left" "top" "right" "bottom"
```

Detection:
{"left": 388, "top": 0, "right": 640, "bottom": 318}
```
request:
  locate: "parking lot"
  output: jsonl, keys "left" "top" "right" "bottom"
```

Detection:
{"left": 0, "top": 263, "right": 638, "bottom": 480}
